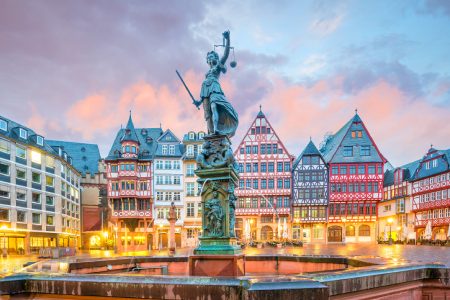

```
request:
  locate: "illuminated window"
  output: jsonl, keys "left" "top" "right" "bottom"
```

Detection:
{"left": 47, "top": 215, "right": 54, "bottom": 225}
{"left": 31, "top": 151, "right": 42, "bottom": 164}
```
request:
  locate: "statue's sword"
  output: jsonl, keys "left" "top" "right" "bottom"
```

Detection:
{"left": 176, "top": 70, "right": 200, "bottom": 110}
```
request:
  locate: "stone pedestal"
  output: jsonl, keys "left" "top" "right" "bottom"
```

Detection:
{"left": 193, "top": 134, "right": 241, "bottom": 256}
{"left": 168, "top": 217, "right": 176, "bottom": 255}
{"left": 189, "top": 254, "right": 245, "bottom": 276}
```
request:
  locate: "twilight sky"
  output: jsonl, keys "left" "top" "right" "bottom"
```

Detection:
{"left": 1, "top": 0, "right": 449, "bottom": 167}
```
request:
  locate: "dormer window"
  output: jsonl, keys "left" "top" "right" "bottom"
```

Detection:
{"left": 141, "top": 129, "right": 148, "bottom": 136}
{"left": 169, "top": 145, "right": 175, "bottom": 155}
{"left": 167, "top": 135, "right": 172, "bottom": 141}
{"left": 125, "top": 146, "right": 130, "bottom": 153}
{"left": 189, "top": 132, "right": 195, "bottom": 140}
{"left": 36, "top": 136, "right": 44, "bottom": 146}
{"left": 0, "top": 119, "right": 7, "bottom": 131}
{"left": 146, "top": 137, "right": 153, "bottom": 143}
{"left": 432, "top": 159, "right": 438, "bottom": 168}
{"left": 132, "top": 146, "right": 136, "bottom": 153}
{"left": 187, "top": 145, "right": 194, "bottom": 157}
{"left": 162, "top": 145, "right": 168, "bottom": 155}
{"left": 198, "top": 132, "right": 205, "bottom": 139}
{"left": 19, "top": 128, "right": 27, "bottom": 139}
{"left": 81, "top": 147, "right": 86, "bottom": 152}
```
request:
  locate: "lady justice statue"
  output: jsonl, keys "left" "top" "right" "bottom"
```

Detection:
{"left": 177, "top": 31, "right": 238, "bottom": 138}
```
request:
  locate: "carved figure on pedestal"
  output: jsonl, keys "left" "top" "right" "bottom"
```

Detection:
{"left": 204, "top": 191, "right": 224, "bottom": 237}
{"left": 196, "top": 137, "right": 238, "bottom": 172}
{"left": 228, "top": 184, "right": 236, "bottom": 238}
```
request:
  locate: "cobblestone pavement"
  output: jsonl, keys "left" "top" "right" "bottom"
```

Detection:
{"left": 1, "top": 243, "right": 449, "bottom": 275}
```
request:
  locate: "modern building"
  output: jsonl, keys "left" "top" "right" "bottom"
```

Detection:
{"left": 0, "top": 115, "right": 81, "bottom": 255}
{"left": 379, "top": 160, "right": 419, "bottom": 242}
{"left": 105, "top": 114, "right": 158, "bottom": 252}
{"left": 47, "top": 140, "right": 108, "bottom": 250}
{"left": 319, "top": 111, "right": 386, "bottom": 243}
{"left": 234, "top": 108, "right": 294, "bottom": 241}
{"left": 152, "top": 129, "right": 184, "bottom": 249}
{"left": 410, "top": 147, "right": 450, "bottom": 241}
{"left": 292, "top": 140, "right": 328, "bottom": 243}
{"left": 181, "top": 131, "right": 205, "bottom": 247}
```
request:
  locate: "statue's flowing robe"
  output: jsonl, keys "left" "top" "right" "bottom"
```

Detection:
{"left": 200, "top": 68, "right": 238, "bottom": 138}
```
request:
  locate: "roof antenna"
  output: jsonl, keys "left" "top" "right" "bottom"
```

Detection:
{"left": 259, "top": 104, "right": 262, "bottom": 112}
{"left": 310, "top": 136, "right": 312, "bottom": 141}
{"left": 355, "top": 108, "right": 358, "bottom": 114}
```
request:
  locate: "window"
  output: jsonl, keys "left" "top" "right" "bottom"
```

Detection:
{"left": 162, "top": 145, "right": 168, "bottom": 155}
{"left": 186, "top": 183, "right": 195, "bottom": 196}
{"left": 189, "top": 132, "right": 195, "bottom": 140}
{"left": 31, "top": 151, "right": 41, "bottom": 164}
{"left": 368, "top": 166, "right": 375, "bottom": 174}
{"left": 261, "top": 179, "right": 267, "bottom": 189}
{"left": 332, "top": 166, "right": 338, "bottom": 175}
{"left": 343, "top": 146, "right": 353, "bottom": 157}
{"left": 173, "top": 176, "right": 181, "bottom": 185}
{"left": 17, "top": 192, "right": 26, "bottom": 201}
{"left": 46, "top": 196, "right": 54, "bottom": 206}
{"left": 340, "top": 166, "right": 347, "bottom": 175}
{"left": 239, "top": 163, "right": 244, "bottom": 173}
{"left": 0, "top": 119, "right": 7, "bottom": 131}
{"left": 346, "top": 225, "right": 355, "bottom": 236}
{"left": 32, "top": 172, "right": 41, "bottom": 183}
{"left": 0, "top": 188, "right": 9, "bottom": 199}
{"left": 277, "top": 162, "right": 283, "bottom": 172}
{"left": 47, "top": 215, "right": 54, "bottom": 225}
{"left": 245, "top": 146, "right": 251, "bottom": 154}
{"left": 284, "top": 179, "right": 290, "bottom": 189}
{"left": 169, "top": 145, "right": 175, "bottom": 155}
{"left": 361, "top": 145, "right": 370, "bottom": 156}
{"left": 0, "top": 162, "right": 9, "bottom": 175}
{"left": 17, "top": 211, "right": 26, "bottom": 223}
{"left": 239, "top": 148, "right": 244, "bottom": 154}
{"left": 260, "top": 144, "right": 266, "bottom": 154}
{"left": 186, "top": 203, "right": 195, "bottom": 217}
{"left": 253, "top": 179, "right": 258, "bottom": 189}
{"left": 15, "top": 147, "right": 26, "bottom": 159}
{"left": 284, "top": 162, "right": 290, "bottom": 172}
{"left": 246, "top": 163, "right": 251, "bottom": 173}
{"left": 174, "top": 161, "right": 181, "bottom": 169}
{"left": 272, "top": 144, "right": 278, "bottom": 154}
{"left": 187, "top": 145, "right": 194, "bottom": 157}
{"left": 268, "top": 162, "right": 274, "bottom": 172}
{"left": 252, "top": 145, "right": 258, "bottom": 154}
{"left": 36, "top": 136, "right": 44, "bottom": 146}
{"left": 32, "top": 193, "right": 41, "bottom": 203}
{"left": 359, "top": 225, "right": 370, "bottom": 236}
{"left": 253, "top": 163, "right": 258, "bottom": 173}
{"left": 261, "top": 163, "right": 267, "bottom": 172}
{"left": 432, "top": 159, "right": 438, "bottom": 168}
{"left": 0, "top": 139, "right": 10, "bottom": 153}
{"left": 268, "top": 179, "right": 274, "bottom": 189}
{"left": 186, "top": 164, "right": 195, "bottom": 176}
{"left": 350, "top": 166, "right": 356, "bottom": 174}
{"left": 45, "top": 176, "right": 54, "bottom": 187}
{"left": 0, "top": 209, "right": 9, "bottom": 221}
{"left": 358, "top": 165, "right": 365, "bottom": 174}
{"left": 277, "top": 179, "right": 283, "bottom": 188}
{"left": 32, "top": 213, "right": 41, "bottom": 224}
{"left": 165, "top": 161, "right": 172, "bottom": 169}
{"left": 19, "top": 128, "right": 27, "bottom": 139}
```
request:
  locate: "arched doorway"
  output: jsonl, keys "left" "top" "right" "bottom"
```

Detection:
{"left": 261, "top": 226, "right": 273, "bottom": 241}
{"left": 158, "top": 232, "right": 168, "bottom": 249}
{"left": 328, "top": 226, "right": 342, "bottom": 242}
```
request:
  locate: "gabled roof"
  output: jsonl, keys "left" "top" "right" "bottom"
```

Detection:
{"left": 319, "top": 112, "right": 385, "bottom": 164}
{"left": 154, "top": 129, "right": 184, "bottom": 158}
{"left": 47, "top": 140, "right": 101, "bottom": 177}
{"left": 106, "top": 126, "right": 163, "bottom": 161}
{"left": 293, "top": 139, "right": 325, "bottom": 169}
{"left": 120, "top": 113, "right": 139, "bottom": 144}
{"left": 383, "top": 159, "right": 421, "bottom": 187}
{"left": 157, "top": 129, "right": 180, "bottom": 143}
{"left": 410, "top": 147, "right": 450, "bottom": 180}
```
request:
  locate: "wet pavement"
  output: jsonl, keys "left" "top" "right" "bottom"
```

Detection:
{"left": 1, "top": 243, "right": 449, "bottom": 275}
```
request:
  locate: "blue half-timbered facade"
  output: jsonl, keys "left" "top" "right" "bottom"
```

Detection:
{"left": 292, "top": 140, "right": 328, "bottom": 243}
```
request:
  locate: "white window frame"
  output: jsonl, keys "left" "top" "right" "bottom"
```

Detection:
{"left": 16, "top": 146, "right": 27, "bottom": 159}
{"left": 19, "top": 128, "right": 27, "bottom": 139}
{"left": 16, "top": 210, "right": 27, "bottom": 223}
{"left": 0, "top": 162, "right": 10, "bottom": 176}
{"left": 36, "top": 136, "right": 44, "bottom": 146}
{"left": 0, "top": 119, "right": 7, "bottom": 131}
{"left": 189, "top": 132, "right": 195, "bottom": 140}
{"left": 187, "top": 145, "right": 194, "bottom": 157}
{"left": 169, "top": 145, "right": 175, "bottom": 155}
{"left": 32, "top": 213, "right": 41, "bottom": 225}
{"left": 162, "top": 145, "right": 168, "bottom": 155}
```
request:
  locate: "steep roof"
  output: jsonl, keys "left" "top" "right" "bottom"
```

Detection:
{"left": 106, "top": 126, "right": 163, "bottom": 161}
{"left": 154, "top": 129, "right": 184, "bottom": 158}
{"left": 383, "top": 159, "right": 421, "bottom": 187}
{"left": 120, "top": 114, "right": 140, "bottom": 143}
{"left": 293, "top": 140, "right": 324, "bottom": 169}
{"left": 410, "top": 147, "right": 450, "bottom": 180}
{"left": 47, "top": 140, "right": 101, "bottom": 177}
{"left": 319, "top": 112, "right": 385, "bottom": 164}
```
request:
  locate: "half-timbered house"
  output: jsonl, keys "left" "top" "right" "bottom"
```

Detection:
{"left": 234, "top": 108, "right": 294, "bottom": 241}
{"left": 320, "top": 111, "right": 386, "bottom": 243}
{"left": 292, "top": 140, "right": 328, "bottom": 243}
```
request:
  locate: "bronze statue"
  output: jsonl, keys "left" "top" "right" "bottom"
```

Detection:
{"left": 177, "top": 31, "right": 239, "bottom": 138}
{"left": 204, "top": 191, "right": 224, "bottom": 237}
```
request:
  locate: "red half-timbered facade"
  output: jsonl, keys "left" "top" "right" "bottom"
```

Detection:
{"left": 410, "top": 147, "right": 450, "bottom": 241}
{"left": 234, "top": 108, "right": 294, "bottom": 241}
{"left": 320, "top": 112, "right": 386, "bottom": 243}
{"left": 105, "top": 114, "right": 161, "bottom": 252}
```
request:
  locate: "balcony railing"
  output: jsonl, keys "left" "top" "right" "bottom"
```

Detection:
{"left": 111, "top": 210, "right": 152, "bottom": 218}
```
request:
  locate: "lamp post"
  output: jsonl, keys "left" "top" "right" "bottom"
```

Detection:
{"left": 342, "top": 217, "right": 347, "bottom": 243}
{"left": 113, "top": 225, "right": 118, "bottom": 254}
{"left": 387, "top": 218, "right": 393, "bottom": 245}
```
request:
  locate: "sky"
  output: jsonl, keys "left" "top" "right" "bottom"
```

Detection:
{"left": 1, "top": 0, "right": 449, "bottom": 167}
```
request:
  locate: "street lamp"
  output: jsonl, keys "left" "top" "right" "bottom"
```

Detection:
{"left": 387, "top": 218, "right": 393, "bottom": 245}
{"left": 342, "top": 217, "right": 347, "bottom": 243}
